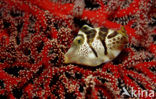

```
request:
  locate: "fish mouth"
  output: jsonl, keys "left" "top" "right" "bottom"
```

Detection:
{"left": 64, "top": 55, "right": 69, "bottom": 64}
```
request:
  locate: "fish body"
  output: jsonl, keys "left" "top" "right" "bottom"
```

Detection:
{"left": 64, "top": 25, "right": 128, "bottom": 66}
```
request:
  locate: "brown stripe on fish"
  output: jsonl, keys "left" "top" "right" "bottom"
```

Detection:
{"left": 100, "top": 27, "right": 108, "bottom": 33}
{"left": 84, "top": 28, "right": 98, "bottom": 57}
{"left": 90, "top": 45, "right": 98, "bottom": 57}
{"left": 80, "top": 26, "right": 98, "bottom": 57}
{"left": 80, "top": 25, "right": 90, "bottom": 33}
{"left": 107, "top": 31, "right": 118, "bottom": 39}
{"left": 84, "top": 29, "right": 96, "bottom": 35}
{"left": 84, "top": 29, "right": 97, "bottom": 43}
{"left": 98, "top": 27, "right": 108, "bottom": 55}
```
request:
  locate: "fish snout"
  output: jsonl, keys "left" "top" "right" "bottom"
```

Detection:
{"left": 64, "top": 54, "right": 70, "bottom": 64}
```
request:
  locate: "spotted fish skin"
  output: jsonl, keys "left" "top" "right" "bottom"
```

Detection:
{"left": 64, "top": 25, "right": 128, "bottom": 66}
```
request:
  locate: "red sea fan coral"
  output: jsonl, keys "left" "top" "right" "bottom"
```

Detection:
{"left": 0, "top": 0, "right": 156, "bottom": 98}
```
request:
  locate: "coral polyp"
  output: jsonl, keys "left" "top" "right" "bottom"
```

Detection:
{"left": 0, "top": 0, "right": 155, "bottom": 98}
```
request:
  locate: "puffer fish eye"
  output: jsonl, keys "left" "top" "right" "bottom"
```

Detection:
{"left": 77, "top": 39, "right": 81, "bottom": 44}
{"left": 64, "top": 25, "right": 128, "bottom": 67}
{"left": 74, "top": 35, "right": 84, "bottom": 45}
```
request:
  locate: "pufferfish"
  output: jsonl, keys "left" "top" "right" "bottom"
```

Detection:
{"left": 64, "top": 25, "right": 128, "bottom": 66}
